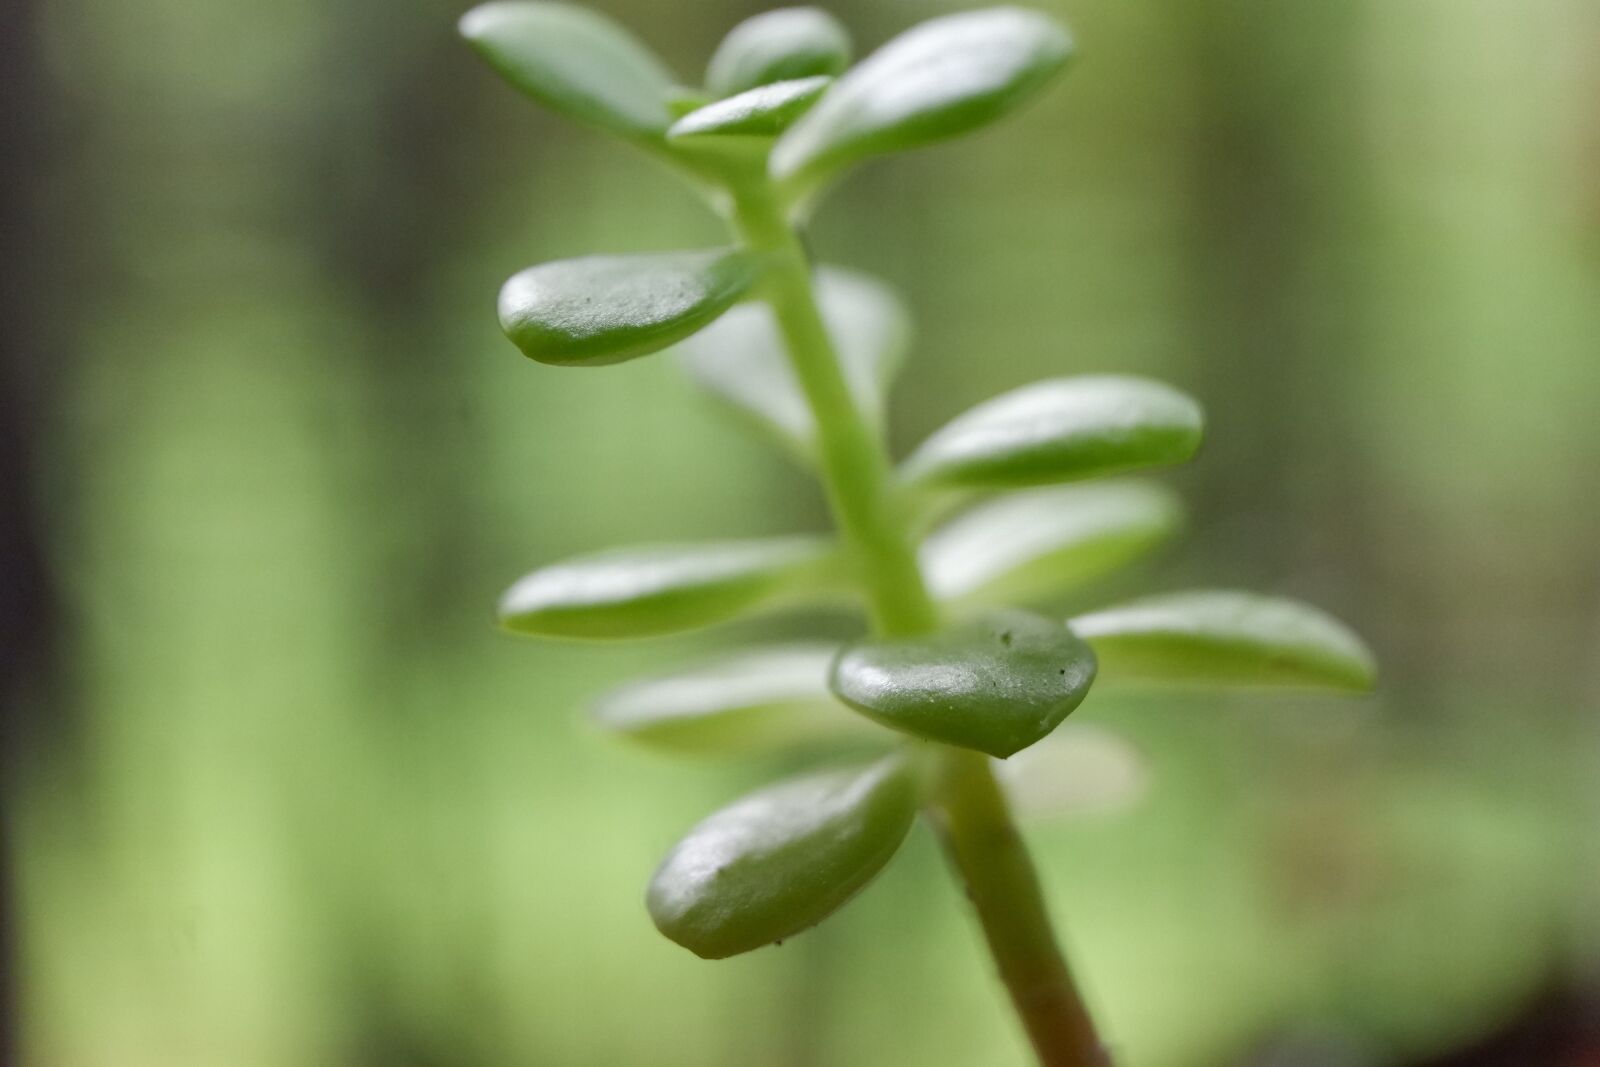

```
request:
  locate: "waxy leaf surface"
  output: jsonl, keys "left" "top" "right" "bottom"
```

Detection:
{"left": 1072, "top": 590, "right": 1377, "bottom": 691}
{"left": 998, "top": 723, "right": 1149, "bottom": 822}
{"left": 771, "top": 7, "right": 1072, "bottom": 191}
{"left": 922, "top": 482, "right": 1182, "bottom": 607}
{"left": 705, "top": 7, "right": 852, "bottom": 98}
{"left": 648, "top": 757, "right": 917, "bottom": 958}
{"left": 498, "top": 537, "right": 834, "bottom": 638}
{"left": 829, "top": 609, "right": 1097, "bottom": 758}
{"left": 669, "top": 77, "right": 832, "bottom": 141}
{"left": 901, "top": 376, "right": 1203, "bottom": 490}
{"left": 460, "top": 2, "right": 677, "bottom": 138}
{"left": 677, "top": 266, "right": 909, "bottom": 457}
{"left": 498, "top": 249, "right": 760, "bottom": 366}
{"left": 592, "top": 644, "right": 880, "bottom": 755}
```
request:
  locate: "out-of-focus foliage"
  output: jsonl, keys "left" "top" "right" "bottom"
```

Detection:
{"left": 6, "top": 0, "right": 1598, "bottom": 1066}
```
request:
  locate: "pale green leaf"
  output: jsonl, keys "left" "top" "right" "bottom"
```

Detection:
{"left": 498, "top": 249, "right": 760, "bottom": 367}
{"left": 460, "top": 1, "right": 678, "bottom": 138}
{"left": 922, "top": 482, "right": 1183, "bottom": 607}
{"left": 829, "top": 609, "right": 1097, "bottom": 758}
{"left": 997, "top": 723, "right": 1149, "bottom": 822}
{"left": 771, "top": 7, "right": 1072, "bottom": 192}
{"left": 676, "top": 266, "right": 910, "bottom": 458}
{"left": 648, "top": 756, "right": 917, "bottom": 958}
{"left": 591, "top": 644, "right": 883, "bottom": 755}
{"left": 1071, "top": 590, "right": 1378, "bottom": 691}
{"left": 901, "top": 376, "right": 1204, "bottom": 490}
{"left": 705, "top": 7, "right": 852, "bottom": 98}
{"left": 668, "top": 76, "right": 832, "bottom": 141}
{"left": 497, "top": 536, "right": 836, "bottom": 639}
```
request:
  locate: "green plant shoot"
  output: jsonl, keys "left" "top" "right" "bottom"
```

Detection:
{"left": 461, "top": 6, "right": 1376, "bottom": 1065}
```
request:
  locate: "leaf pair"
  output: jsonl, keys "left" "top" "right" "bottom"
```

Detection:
{"left": 641, "top": 717, "right": 1145, "bottom": 962}
{"left": 463, "top": 3, "right": 1073, "bottom": 195}
{"left": 593, "top": 589, "right": 1375, "bottom": 758}
{"left": 633, "top": 582, "right": 1376, "bottom": 963}
{"left": 470, "top": 4, "right": 1075, "bottom": 369}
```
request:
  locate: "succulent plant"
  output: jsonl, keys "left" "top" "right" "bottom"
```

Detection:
{"left": 462, "top": 6, "right": 1376, "bottom": 1063}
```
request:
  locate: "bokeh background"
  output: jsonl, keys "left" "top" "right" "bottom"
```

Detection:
{"left": 3, "top": 0, "right": 1599, "bottom": 1064}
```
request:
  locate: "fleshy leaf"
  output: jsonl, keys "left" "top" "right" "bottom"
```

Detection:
{"left": 997, "top": 723, "right": 1149, "bottom": 822}
{"left": 829, "top": 609, "right": 1097, "bottom": 758}
{"left": 922, "top": 482, "right": 1182, "bottom": 607}
{"left": 591, "top": 644, "right": 883, "bottom": 755}
{"left": 498, "top": 249, "right": 761, "bottom": 366}
{"left": 647, "top": 756, "right": 917, "bottom": 958}
{"left": 901, "top": 376, "right": 1204, "bottom": 490}
{"left": 771, "top": 7, "right": 1072, "bottom": 193}
{"left": 705, "top": 7, "right": 852, "bottom": 98}
{"left": 459, "top": 2, "right": 678, "bottom": 139}
{"left": 676, "top": 266, "right": 910, "bottom": 458}
{"left": 668, "top": 76, "right": 832, "bottom": 141}
{"left": 497, "top": 536, "right": 836, "bottom": 639}
{"left": 1071, "top": 590, "right": 1377, "bottom": 691}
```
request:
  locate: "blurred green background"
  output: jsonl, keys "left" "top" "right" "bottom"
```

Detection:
{"left": 3, "top": 0, "right": 1599, "bottom": 1064}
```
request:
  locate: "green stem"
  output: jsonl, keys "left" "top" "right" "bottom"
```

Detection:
{"left": 928, "top": 749, "right": 1110, "bottom": 1067}
{"left": 729, "top": 182, "right": 938, "bottom": 638}
{"left": 724, "top": 179, "right": 1110, "bottom": 1067}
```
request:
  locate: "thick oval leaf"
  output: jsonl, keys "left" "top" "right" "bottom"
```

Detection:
{"left": 771, "top": 7, "right": 1072, "bottom": 191}
{"left": 668, "top": 76, "right": 832, "bottom": 141}
{"left": 997, "top": 723, "right": 1149, "bottom": 822}
{"left": 922, "top": 482, "right": 1183, "bottom": 607}
{"left": 1071, "top": 590, "right": 1377, "bottom": 691}
{"left": 900, "top": 376, "right": 1204, "bottom": 490}
{"left": 497, "top": 536, "right": 835, "bottom": 638}
{"left": 647, "top": 756, "right": 917, "bottom": 958}
{"left": 704, "top": 7, "right": 852, "bottom": 99}
{"left": 591, "top": 644, "right": 883, "bottom": 755}
{"left": 829, "top": 609, "right": 1097, "bottom": 758}
{"left": 498, "top": 249, "right": 760, "bottom": 366}
{"left": 676, "top": 266, "right": 910, "bottom": 458}
{"left": 459, "top": 2, "right": 678, "bottom": 139}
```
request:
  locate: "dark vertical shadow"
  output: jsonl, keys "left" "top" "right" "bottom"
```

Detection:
{"left": 0, "top": 0, "right": 67, "bottom": 1059}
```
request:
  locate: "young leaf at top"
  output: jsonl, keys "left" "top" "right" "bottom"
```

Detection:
{"left": 900, "top": 376, "right": 1204, "bottom": 490}
{"left": 498, "top": 536, "right": 836, "bottom": 639}
{"left": 1071, "top": 590, "right": 1378, "bottom": 691}
{"left": 997, "top": 723, "right": 1149, "bottom": 823}
{"left": 922, "top": 482, "right": 1183, "bottom": 608}
{"left": 676, "top": 266, "right": 910, "bottom": 459}
{"left": 498, "top": 249, "right": 760, "bottom": 366}
{"left": 668, "top": 76, "right": 833, "bottom": 142}
{"left": 771, "top": 7, "right": 1072, "bottom": 194}
{"left": 460, "top": 1, "right": 678, "bottom": 139}
{"left": 705, "top": 7, "right": 852, "bottom": 99}
{"left": 647, "top": 756, "right": 917, "bottom": 959}
{"left": 829, "top": 609, "right": 1097, "bottom": 758}
{"left": 591, "top": 644, "right": 884, "bottom": 756}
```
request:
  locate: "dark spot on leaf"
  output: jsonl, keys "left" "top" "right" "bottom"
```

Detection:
{"left": 1000, "top": 630, "right": 1013, "bottom": 646}
{"left": 774, "top": 939, "right": 784, "bottom": 947}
